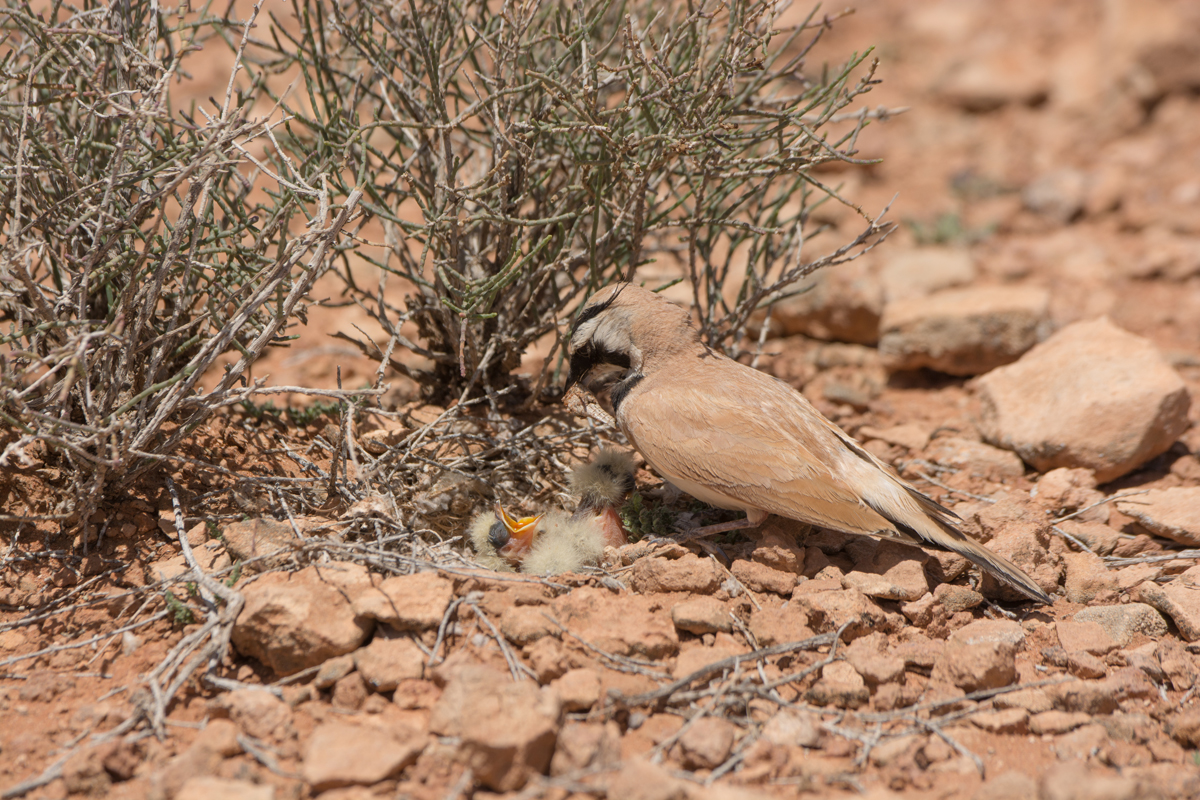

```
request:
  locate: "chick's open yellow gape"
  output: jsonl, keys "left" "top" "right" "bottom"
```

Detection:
{"left": 492, "top": 502, "right": 542, "bottom": 564}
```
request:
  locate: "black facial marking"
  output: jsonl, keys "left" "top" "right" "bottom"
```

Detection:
{"left": 566, "top": 344, "right": 632, "bottom": 389}
{"left": 610, "top": 372, "right": 643, "bottom": 412}
{"left": 488, "top": 520, "right": 510, "bottom": 550}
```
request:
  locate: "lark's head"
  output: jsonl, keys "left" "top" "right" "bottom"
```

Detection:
{"left": 565, "top": 283, "right": 697, "bottom": 390}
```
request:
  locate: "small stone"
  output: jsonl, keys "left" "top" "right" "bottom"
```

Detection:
{"left": 1061, "top": 551, "right": 1118, "bottom": 605}
{"left": 1055, "top": 619, "right": 1117, "bottom": 656}
{"left": 748, "top": 603, "right": 815, "bottom": 647}
{"left": 353, "top": 635, "right": 425, "bottom": 691}
{"left": 749, "top": 523, "right": 808, "bottom": 574}
{"left": 678, "top": 717, "right": 737, "bottom": 770}
{"left": 498, "top": 606, "right": 557, "bottom": 645}
{"left": 1168, "top": 710, "right": 1200, "bottom": 748}
{"left": 933, "top": 583, "right": 983, "bottom": 612}
{"left": 351, "top": 572, "right": 454, "bottom": 630}
{"left": 177, "top": 777, "right": 274, "bottom": 800}
{"left": 549, "top": 721, "right": 621, "bottom": 776}
{"left": 670, "top": 597, "right": 732, "bottom": 634}
{"left": 993, "top": 688, "right": 1053, "bottom": 714}
{"left": 209, "top": 689, "right": 295, "bottom": 744}
{"left": 931, "top": 620, "right": 1023, "bottom": 692}
{"left": 195, "top": 719, "right": 242, "bottom": 757}
{"left": 1029, "top": 711, "right": 1092, "bottom": 735}
{"left": 1116, "top": 487, "right": 1200, "bottom": 546}
{"left": 1023, "top": 169, "right": 1088, "bottom": 224}
{"left": 807, "top": 661, "right": 869, "bottom": 709}
{"left": 314, "top": 655, "right": 355, "bottom": 689}
{"left": 975, "top": 318, "right": 1191, "bottom": 482}
{"left": 1031, "top": 468, "right": 1104, "bottom": 520}
{"left": 730, "top": 560, "right": 797, "bottom": 596}
{"left": 1066, "top": 651, "right": 1107, "bottom": 679}
{"left": 793, "top": 587, "right": 889, "bottom": 640}
{"left": 1056, "top": 521, "right": 1121, "bottom": 555}
{"left": 844, "top": 633, "right": 905, "bottom": 686}
{"left": 1158, "top": 640, "right": 1200, "bottom": 692}
{"left": 220, "top": 519, "right": 296, "bottom": 571}
{"left": 551, "top": 668, "right": 602, "bottom": 712}
{"left": 1131, "top": 580, "right": 1200, "bottom": 642}
{"left": 1073, "top": 604, "right": 1169, "bottom": 646}
{"left": 331, "top": 672, "right": 368, "bottom": 710}
{"left": 969, "top": 708, "right": 1029, "bottom": 735}
{"left": 232, "top": 563, "right": 374, "bottom": 675}
{"left": 302, "top": 720, "right": 426, "bottom": 791}
{"left": 880, "top": 286, "right": 1050, "bottom": 376}
{"left": 841, "top": 562, "right": 928, "bottom": 602}
{"left": 760, "top": 709, "right": 821, "bottom": 748}
{"left": 672, "top": 637, "right": 746, "bottom": 680}
{"left": 629, "top": 554, "right": 721, "bottom": 594}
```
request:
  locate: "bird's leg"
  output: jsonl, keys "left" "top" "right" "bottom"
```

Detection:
{"left": 675, "top": 510, "right": 768, "bottom": 542}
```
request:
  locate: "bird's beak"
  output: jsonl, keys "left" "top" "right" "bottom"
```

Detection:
{"left": 494, "top": 502, "right": 542, "bottom": 563}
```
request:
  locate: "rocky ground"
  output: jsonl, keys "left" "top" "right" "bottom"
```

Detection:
{"left": 4, "top": 0, "right": 1200, "bottom": 798}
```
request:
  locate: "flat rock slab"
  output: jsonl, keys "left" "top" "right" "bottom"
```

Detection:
{"left": 975, "top": 317, "right": 1191, "bottom": 482}
{"left": 1116, "top": 487, "right": 1200, "bottom": 546}
{"left": 880, "top": 285, "right": 1050, "bottom": 375}
{"left": 1073, "top": 603, "right": 1169, "bottom": 646}
{"left": 232, "top": 563, "right": 374, "bottom": 676}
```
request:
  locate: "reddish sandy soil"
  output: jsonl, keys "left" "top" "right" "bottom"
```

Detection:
{"left": 3, "top": 1, "right": 1200, "bottom": 799}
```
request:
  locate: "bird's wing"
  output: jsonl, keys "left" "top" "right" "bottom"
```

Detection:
{"left": 621, "top": 355, "right": 1053, "bottom": 604}
{"left": 621, "top": 357, "right": 909, "bottom": 539}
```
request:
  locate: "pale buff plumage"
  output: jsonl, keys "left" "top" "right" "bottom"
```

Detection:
{"left": 565, "top": 283, "right": 1052, "bottom": 604}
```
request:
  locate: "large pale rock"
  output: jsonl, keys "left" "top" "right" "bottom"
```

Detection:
{"left": 302, "top": 720, "right": 426, "bottom": 791}
{"left": 880, "top": 247, "right": 977, "bottom": 302}
{"left": 763, "top": 260, "right": 883, "bottom": 345}
{"left": 232, "top": 563, "right": 374, "bottom": 675}
{"left": 924, "top": 437, "right": 1026, "bottom": 480}
{"left": 975, "top": 318, "right": 1190, "bottom": 482}
{"left": 351, "top": 571, "right": 454, "bottom": 630}
{"left": 429, "top": 665, "right": 561, "bottom": 791}
{"left": 1116, "top": 487, "right": 1200, "bottom": 546}
{"left": 937, "top": 51, "right": 1050, "bottom": 111}
{"left": 1073, "top": 604, "right": 1169, "bottom": 646}
{"left": 1132, "top": 575, "right": 1200, "bottom": 642}
{"left": 353, "top": 635, "right": 426, "bottom": 691}
{"left": 880, "top": 286, "right": 1050, "bottom": 375}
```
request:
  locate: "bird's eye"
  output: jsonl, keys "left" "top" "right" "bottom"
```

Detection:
{"left": 488, "top": 520, "right": 510, "bottom": 550}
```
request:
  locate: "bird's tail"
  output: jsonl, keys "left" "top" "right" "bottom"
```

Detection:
{"left": 887, "top": 486, "right": 1053, "bottom": 605}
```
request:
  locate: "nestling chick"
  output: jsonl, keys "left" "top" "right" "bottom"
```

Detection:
{"left": 468, "top": 448, "right": 637, "bottom": 575}
{"left": 467, "top": 502, "right": 542, "bottom": 571}
{"left": 564, "top": 283, "right": 1053, "bottom": 604}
